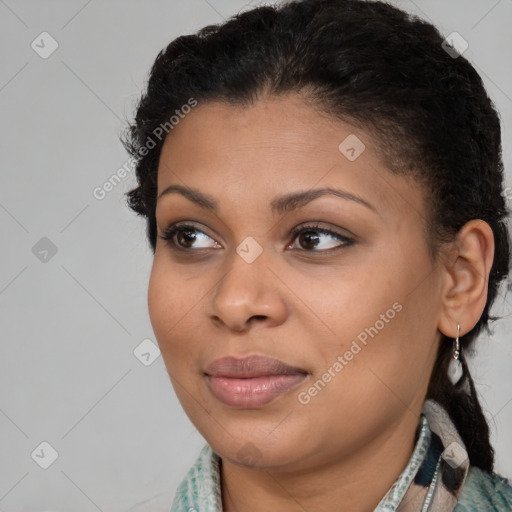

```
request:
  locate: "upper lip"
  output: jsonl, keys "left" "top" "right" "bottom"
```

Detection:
{"left": 205, "top": 355, "right": 308, "bottom": 378}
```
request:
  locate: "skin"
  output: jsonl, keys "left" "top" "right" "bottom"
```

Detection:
{"left": 148, "top": 93, "right": 494, "bottom": 511}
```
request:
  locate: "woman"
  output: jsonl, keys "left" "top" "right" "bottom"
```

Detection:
{"left": 122, "top": 0, "right": 512, "bottom": 510}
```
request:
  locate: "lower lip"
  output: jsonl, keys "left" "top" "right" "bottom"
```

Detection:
{"left": 206, "top": 374, "right": 307, "bottom": 408}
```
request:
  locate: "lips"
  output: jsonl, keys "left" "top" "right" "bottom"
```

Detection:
{"left": 204, "top": 355, "right": 308, "bottom": 408}
{"left": 204, "top": 354, "right": 308, "bottom": 378}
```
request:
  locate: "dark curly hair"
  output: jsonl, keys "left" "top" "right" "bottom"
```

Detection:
{"left": 121, "top": 0, "right": 510, "bottom": 472}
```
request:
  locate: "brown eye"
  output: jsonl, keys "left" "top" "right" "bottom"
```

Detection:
{"left": 175, "top": 227, "right": 198, "bottom": 248}
{"left": 159, "top": 224, "right": 220, "bottom": 250}
{"left": 289, "top": 223, "right": 354, "bottom": 252}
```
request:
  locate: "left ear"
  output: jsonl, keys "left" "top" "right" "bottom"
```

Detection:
{"left": 437, "top": 219, "right": 495, "bottom": 338}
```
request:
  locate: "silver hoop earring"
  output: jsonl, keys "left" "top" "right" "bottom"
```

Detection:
{"left": 448, "top": 323, "right": 463, "bottom": 385}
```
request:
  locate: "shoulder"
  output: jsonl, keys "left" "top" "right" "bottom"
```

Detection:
{"left": 454, "top": 466, "right": 512, "bottom": 511}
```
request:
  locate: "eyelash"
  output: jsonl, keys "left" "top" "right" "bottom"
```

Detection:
{"left": 158, "top": 222, "right": 354, "bottom": 254}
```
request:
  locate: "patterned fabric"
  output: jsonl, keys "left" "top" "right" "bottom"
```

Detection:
{"left": 171, "top": 442, "right": 222, "bottom": 512}
{"left": 169, "top": 399, "right": 512, "bottom": 511}
{"left": 376, "top": 415, "right": 431, "bottom": 510}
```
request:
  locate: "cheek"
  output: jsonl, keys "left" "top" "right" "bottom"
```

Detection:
{"left": 147, "top": 257, "right": 200, "bottom": 356}
{"left": 300, "top": 246, "right": 434, "bottom": 390}
{"left": 147, "top": 259, "right": 173, "bottom": 335}
{"left": 294, "top": 261, "right": 395, "bottom": 352}
{"left": 322, "top": 301, "right": 436, "bottom": 423}
{"left": 147, "top": 255, "right": 225, "bottom": 395}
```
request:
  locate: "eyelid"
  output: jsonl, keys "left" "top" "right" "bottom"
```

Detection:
{"left": 290, "top": 221, "right": 357, "bottom": 241}
{"left": 158, "top": 220, "right": 214, "bottom": 238}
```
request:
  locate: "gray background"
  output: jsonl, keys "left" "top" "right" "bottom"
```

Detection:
{"left": 1, "top": 0, "right": 511, "bottom": 510}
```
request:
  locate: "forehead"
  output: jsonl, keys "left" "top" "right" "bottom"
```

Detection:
{"left": 156, "top": 94, "right": 427, "bottom": 222}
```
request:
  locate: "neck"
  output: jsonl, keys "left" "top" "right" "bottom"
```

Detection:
{"left": 220, "top": 411, "right": 421, "bottom": 512}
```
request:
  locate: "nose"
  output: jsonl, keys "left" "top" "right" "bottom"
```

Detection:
{"left": 209, "top": 247, "right": 288, "bottom": 333}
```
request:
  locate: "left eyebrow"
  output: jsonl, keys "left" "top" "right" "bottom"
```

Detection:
{"left": 269, "top": 187, "right": 378, "bottom": 215}
{"left": 157, "top": 184, "right": 378, "bottom": 215}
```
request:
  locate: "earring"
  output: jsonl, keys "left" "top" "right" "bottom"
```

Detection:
{"left": 448, "top": 323, "right": 463, "bottom": 385}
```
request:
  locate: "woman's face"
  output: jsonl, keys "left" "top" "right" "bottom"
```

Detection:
{"left": 149, "top": 94, "right": 444, "bottom": 470}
